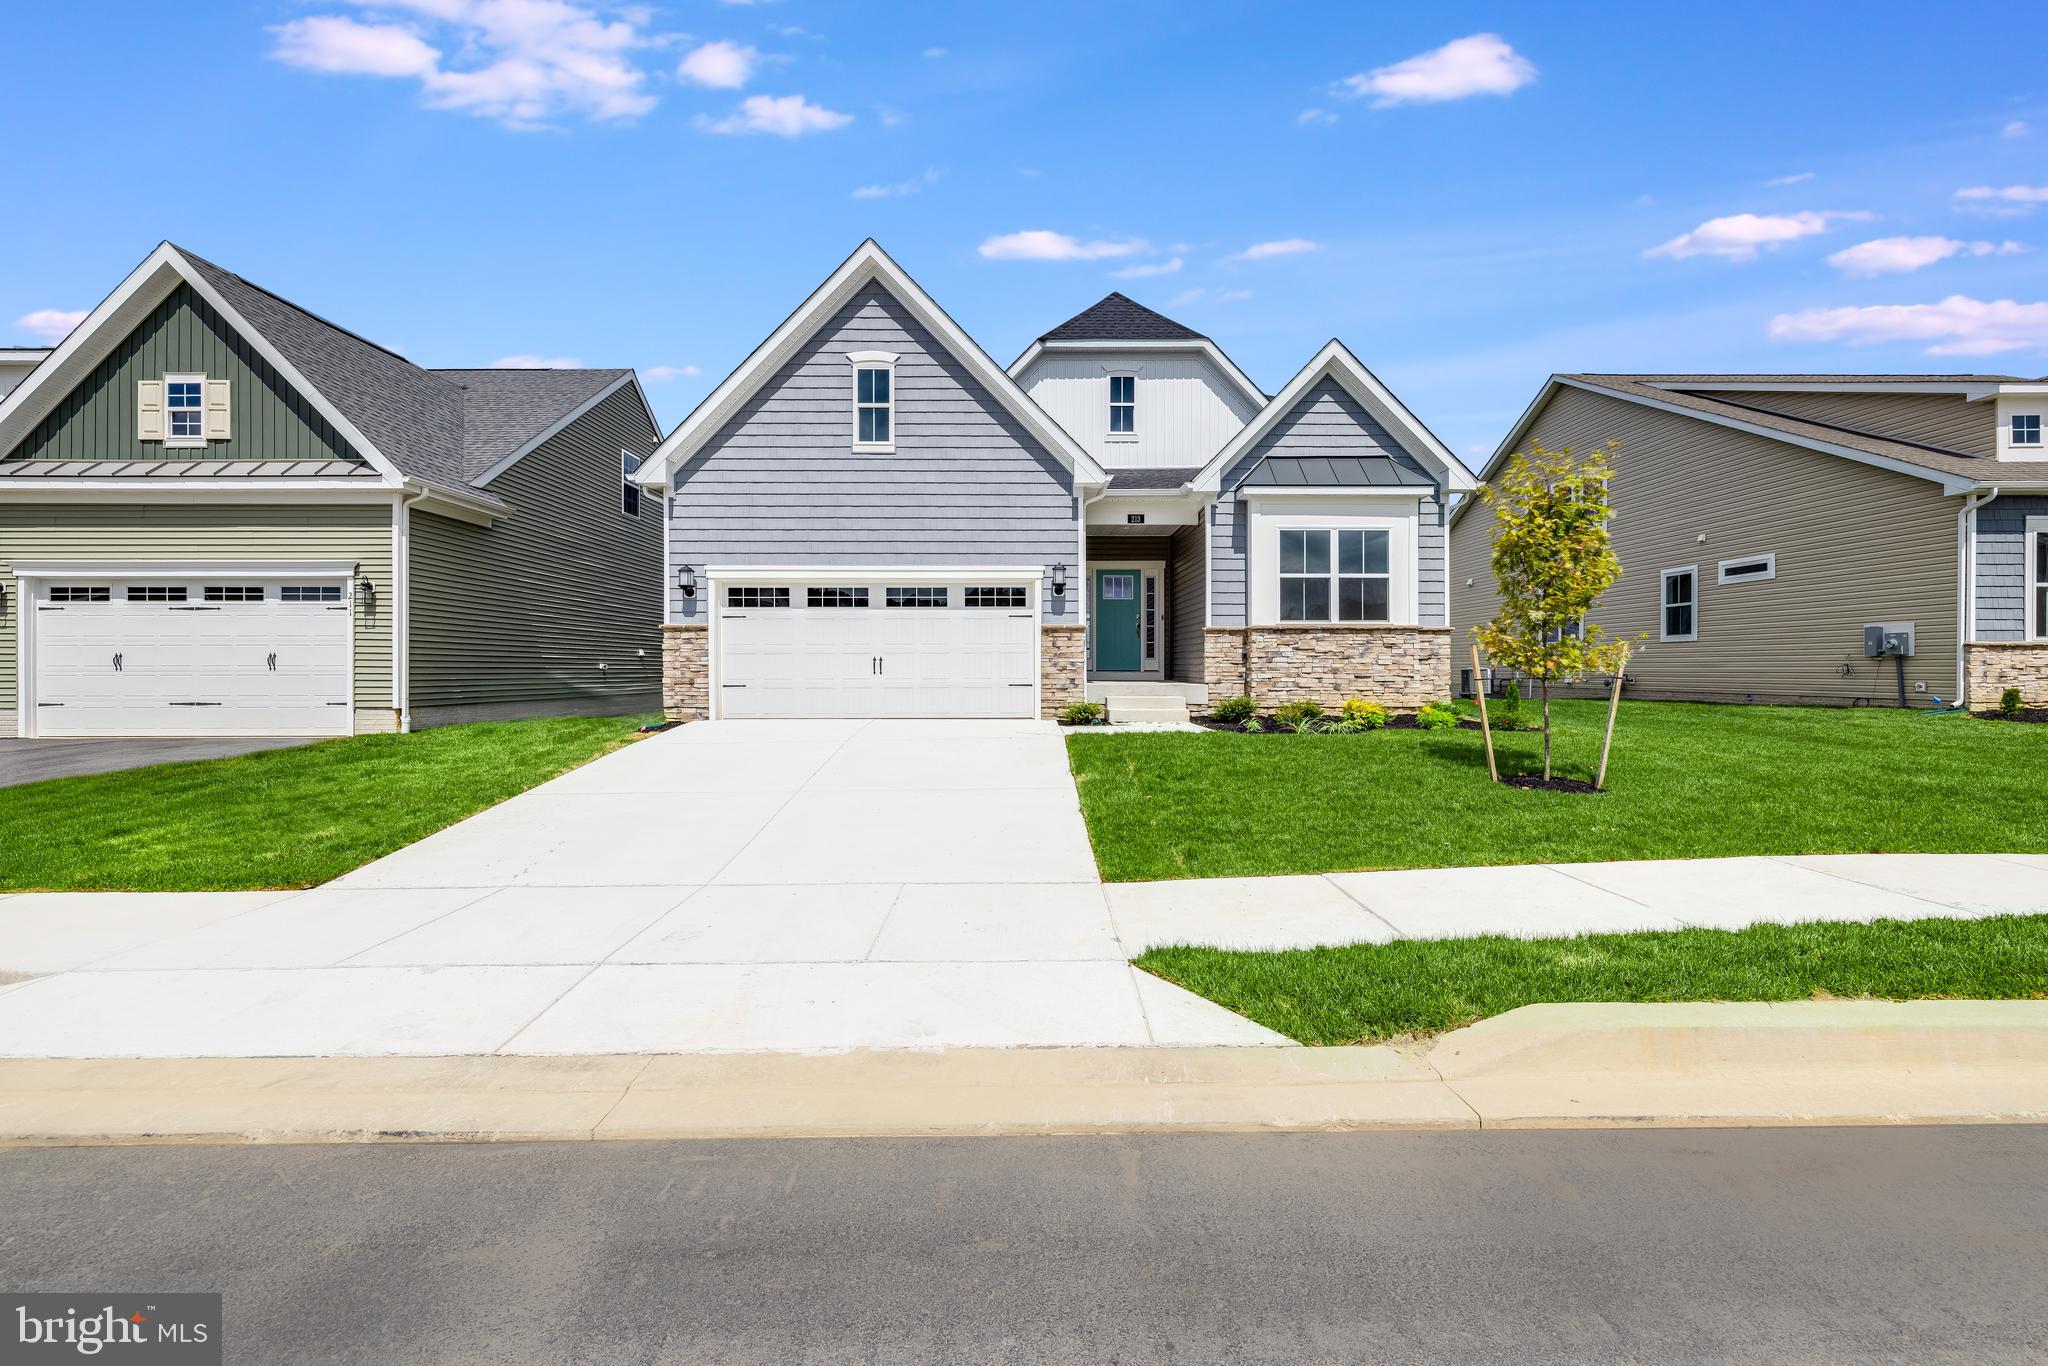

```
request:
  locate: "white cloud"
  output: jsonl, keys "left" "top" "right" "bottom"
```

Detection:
{"left": 1232, "top": 237, "right": 1320, "bottom": 261}
{"left": 677, "top": 39, "right": 757, "bottom": 89}
{"left": 922, "top": 46, "right": 946, "bottom": 58}
{"left": 852, "top": 167, "right": 942, "bottom": 199}
{"left": 1340, "top": 33, "right": 1535, "bottom": 107}
{"left": 269, "top": 3, "right": 660, "bottom": 128}
{"left": 1111, "top": 257, "right": 1182, "bottom": 279}
{"left": 1768, "top": 295, "right": 2048, "bottom": 356}
{"left": 696, "top": 93, "right": 852, "bottom": 136}
{"left": 490, "top": 354, "right": 583, "bottom": 368}
{"left": 978, "top": 231, "right": 1147, "bottom": 262}
{"left": 12, "top": 308, "right": 86, "bottom": 343}
{"left": 1954, "top": 184, "right": 2048, "bottom": 217}
{"left": 1645, "top": 210, "right": 1871, "bottom": 261}
{"left": 1766, "top": 171, "right": 1816, "bottom": 186}
{"left": 1297, "top": 107, "right": 1338, "bottom": 127}
{"left": 1826, "top": 235, "right": 2026, "bottom": 277}
{"left": 2005, "top": 120, "right": 2031, "bottom": 140}
{"left": 643, "top": 364, "right": 701, "bottom": 382}
{"left": 876, "top": 106, "right": 909, "bottom": 128}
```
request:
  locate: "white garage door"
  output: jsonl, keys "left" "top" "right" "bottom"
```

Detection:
{"left": 718, "top": 582, "right": 1038, "bottom": 719}
{"left": 29, "top": 578, "right": 354, "bottom": 737}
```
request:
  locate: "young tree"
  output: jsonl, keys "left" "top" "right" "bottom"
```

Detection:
{"left": 1473, "top": 443, "right": 1633, "bottom": 782}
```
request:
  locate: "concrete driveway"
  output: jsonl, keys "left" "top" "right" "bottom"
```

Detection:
{"left": 0, "top": 736, "right": 317, "bottom": 789}
{"left": 0, "top": 720, "right": 1286, "bottom": 1057}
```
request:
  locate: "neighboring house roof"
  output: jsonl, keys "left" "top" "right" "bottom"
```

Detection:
{"left": 637, "top": 239, "right": 1107, "bottom": 490}
{"left": 0, "top": 243, "right": 650, "bottom": 514}
{"left": 1240, "top": 454, "right": 1435, "bottom": 489}
{"left": 1039, "top": 293, "right": 1206, "bottom": 343}
{"left": 0, "top": 348, "right": 50, "bottom": 363}
{"left": 1106, "top": 466, "right": 1203, "bottom": 491}
{"left": 1458, "top": 374, "right": 2048, "bottom": 516}
{"left": 1192, "top": 340, "right": 1478, "bottom": 496}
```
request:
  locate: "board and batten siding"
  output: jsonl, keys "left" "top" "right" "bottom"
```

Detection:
{"left": 5, "top": 283, "right": 363, "bottom": 467}
{"left": 1687, "top": 389, "right": 1995, "bottom": 460}
{"left": 1975, "top": 495, "right": 2048, "bottom": 639}
{"left": 0, "top": 501, "right": 395, "bottom": 728}
{"left": 1209, "top": 378, "right": 1447, "bottom": 628}
{"left": 1018, "top": 351, "right": 1259, "bottom": 471}
{"left": 667, "top": 281, "right": 1080, "bottom": 621}
{"left": 1448, "top": 384, "right": 1961, "bottom": 705}
{"left": 408, "top": 383, "right": 663, "bottom": 719}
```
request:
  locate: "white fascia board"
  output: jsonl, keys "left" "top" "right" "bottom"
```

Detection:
{"left": 1192, "top": 340, "right": 1477, "bottom": 494}
{"left": 705, "top": 564, "right": 1045, "bottom": 582}
{"left": 0, "top": 349, "right": 51, "bottom": 365}
{"left": 1962, "top": 382, "right": 2048, "bottom": 402}
{"left": 472, "top": 372, "right": 636, "bottom": 488}
{"left": 0, "top": 243, "right": 409, "bottom": 487}
{"left": 639, "top": 240, "right": 1106, "bottom": 489}
{"left": 0, "top": 480, "right": 402, "bottom": 499}
{"left": 11, "top": 558, "right": 358, "bottom": 578}
{"left": 1012, "top": 338, "right": 1269, "bottom": 411}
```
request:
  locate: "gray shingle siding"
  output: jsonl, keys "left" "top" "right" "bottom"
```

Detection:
{"left": 1975, "top": 495, "right": 2048, "bottom": 639}
{"left": 1208, "top": 377, "right": 1447, "bottom": 628}
{"left": 667, "top": 281, "right": 1080, "bottom": 620}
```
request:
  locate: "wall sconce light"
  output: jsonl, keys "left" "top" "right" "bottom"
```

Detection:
{"left": 676, "top": 565, "right": 698, "bottom": 599}
{"left": 355, "top": 580, "right": 375, "bottom": 614}
{"left": 1051, "top": 563, "right": 1068, "bottom": 597}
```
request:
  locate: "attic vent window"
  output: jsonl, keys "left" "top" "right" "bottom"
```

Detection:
{"left": 1717, "top": 553, "right": 1776, "bottom": 584}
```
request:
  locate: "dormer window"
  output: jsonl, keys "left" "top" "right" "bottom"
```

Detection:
{"left": 2014, "top": 414, "right": 2042, "bottom": 448}
{"left": 848, "top": 351, "right": 897, "bottom": 452}
{"left": 1109, "top": 374, "right": 1136, "bottom": 434}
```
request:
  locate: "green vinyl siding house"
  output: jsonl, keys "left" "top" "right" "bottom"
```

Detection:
{"left": 0, "top": 242, "right": 662, "bottom": 737}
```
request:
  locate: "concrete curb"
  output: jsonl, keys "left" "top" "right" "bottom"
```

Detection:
{"left": 2, "top": 1001, "right": 2044, "bottom": 1145}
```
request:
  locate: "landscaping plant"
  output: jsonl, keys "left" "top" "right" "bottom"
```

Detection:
{"left": 1340, "top": 698, "right": 1389, "bottom": 729}
{"left": 1273, "top": 700, "right": 1325, "bottom": 733}
{"left": 1060, "top": 701, "right": 1106, "bottom": 726}
{"left": 1415, "top": 700, "right": 1461, "bottom": 732}
{"left": 2001, "top": 687, "right": 2024, "bottom": 720}
{"left": 1473, "top": 442, "right": 1634, "bottom": 783}
{"left": 1210, "top": 695, "right": 1258, "bottom": 725}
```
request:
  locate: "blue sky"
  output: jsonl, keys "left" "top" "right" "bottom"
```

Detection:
{"left": 4, "top": 2, "right": 2045, "bottom": 463}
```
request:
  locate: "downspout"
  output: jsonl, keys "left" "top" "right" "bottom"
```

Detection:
{"left": 394, "top": 484, "right": 431, "bottom": 732}
{"left": 1956, "top": 486, "right": 2000, "bottom": 705}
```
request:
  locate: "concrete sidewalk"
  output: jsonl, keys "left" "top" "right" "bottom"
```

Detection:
{"left": 3, "top": 1002, "right": 2042, "bottom": 1145}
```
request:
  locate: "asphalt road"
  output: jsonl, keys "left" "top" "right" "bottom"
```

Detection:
{"left": 3, "top": 1127, "right": 2044, "bottom": 1364}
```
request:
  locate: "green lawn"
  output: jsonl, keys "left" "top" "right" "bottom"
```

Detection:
{"left": 1138, "top": 914, "right": 2048, "bottom": 1045}
{"left": 1068, "top": 700, "right": 2048, "bottom": 882}
{"left": 0, "top": 714, "right": 655, "bottom": 892}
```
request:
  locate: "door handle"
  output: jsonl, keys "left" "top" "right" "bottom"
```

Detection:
{"left": 112, "top": 652, "right": 122, "bottom": 671}
{"left": 268, "top": 652, "right": 278, "bottom": 671}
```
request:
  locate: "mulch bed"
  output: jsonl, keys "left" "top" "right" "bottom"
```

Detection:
{"left": 1503, "top": 774, "right": 1603, "bottom": 794}
{"left": 1191, "top": 714, "right": 1485, "bottom": 733}
{"left": 1974, "top": 709, "right": 2048, "bottom": 723}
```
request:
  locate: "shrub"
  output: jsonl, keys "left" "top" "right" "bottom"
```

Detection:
{"left": 2001, "top": 687, "right": 2025, "bottom": 719}
{"left": 1060, "top": 701, "right": 1105, "bottom": 726}
{"left": 1415, "top": 700, "right": 1461, "bottom": 732}
{"left": 1241, "top": 716, "right": 1265, "bottom": 733}
{"left": 1210, "top": 695, "right": 1258, "bottom": 724}
{"left": 1273, "top": 700, "right": 1324, "bottom": 731}
{"left": 1340, "top": 698, "right": 1389, "bottom": 729}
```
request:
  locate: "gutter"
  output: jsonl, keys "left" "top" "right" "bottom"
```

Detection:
{"left": 1956, "top": 486, "right": 2001, "bottom": 704}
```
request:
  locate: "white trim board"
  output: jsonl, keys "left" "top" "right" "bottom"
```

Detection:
{"left": 10, "top": 559, "right": 358, "bottom": 579}
{"left": 636, "top": 240, "right": 1107, "bottom": 491}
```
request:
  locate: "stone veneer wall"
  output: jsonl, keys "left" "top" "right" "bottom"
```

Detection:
{"left": 1203, "top": 625, "right": 1451, "bottom": 708}
{"left": 1040, "top": 624, "right": 1087, "bottom": 718}
{"left": 1967, "top": 642, "right": 2048, "bottom": 707}
{"left": 661, "top": 624, "right": 710, "bottom": 721}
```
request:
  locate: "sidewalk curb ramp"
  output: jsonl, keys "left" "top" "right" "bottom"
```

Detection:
{"left": 2, "top": 1001, "right": 2043, "bottom": 1146}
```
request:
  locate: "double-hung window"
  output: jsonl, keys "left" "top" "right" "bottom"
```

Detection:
{"left": 165, "top": 374, "right": 205, "bottom": 446}
{"left": 850, "top": 351, "right": 896, "bottom": 451}
{"left": 1660, "top": 566, "right": 1697, "bottom": 641}
{"left": 621, "top": 450, "right": 642, "bottom": 518}
{"left": 1108, "top": 375, "right": 1136, "bottom": 434}
{"left": 1278, "top": 528, "right": 1391, "bottom": 622}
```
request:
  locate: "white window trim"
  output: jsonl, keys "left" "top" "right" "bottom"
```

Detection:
{"left": 1716, "top": 552, "right": 1776, "bottom": 584}
{"left": 164, "top": 372, "right": 206, "bottom": 448}
{"left": 2012, "top": 414, "right": 2043, "bottom": 448}
{"left": 848, "top": 350, "right": 897, "bottom": 454}
{"left": 1660, "top": 565, "right": 1699, "bottom": 642}
{"left": 1246, "top": 497, "right": 1417, "bottom": 627}
{"left": 1106, "top": 372, "right": 1137, "bottom": 442}
{"left": 2029, "top": 516, "right": 2048, "bottom": 640}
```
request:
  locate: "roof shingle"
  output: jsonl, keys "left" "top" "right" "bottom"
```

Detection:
{"left": 1039, "top": 293, "right": 1206, "bottom": 343}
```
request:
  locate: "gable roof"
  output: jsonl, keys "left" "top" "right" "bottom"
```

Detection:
{"left": 636, "top": 239, "right": 1106, "bottom": 489}
{"left": 0, "top": 243, "right": 647, "bottom": 511}
{"left": 1039, "top": 292, "right": 1206, "bottom": 343}
{"left": 1191, "top": 340, "right": 1477, "bottom": 495}
{"left": 1456, "top": 374, "right": 2048, "bottom": 517}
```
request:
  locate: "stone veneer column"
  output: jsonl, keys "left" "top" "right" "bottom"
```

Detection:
{"left": 1040, "top": 624, "right": 1087, "bottom": 718}
{"left": 661, "top": 624, "right": 709, "bottom": 721}
{"left": 1967, "top": 642, "right": 2048, "bottom": 707}
{"left": 1202, "top": 628, "right": 1250, "bottom": 698}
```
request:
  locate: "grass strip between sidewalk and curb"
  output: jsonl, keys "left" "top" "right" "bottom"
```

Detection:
{"left": 0, "top": 713, "right": 657, "bottom": 893}
{"left": 1135, "top": 914, "right": 2048, "bottom": 1046}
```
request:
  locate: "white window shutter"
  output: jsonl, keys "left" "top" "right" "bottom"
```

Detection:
{"left": 204, "top": 379, "right": 231, "bottom": 440}
{"left": 137, "top": 380, "right": 164, "bottom": 441}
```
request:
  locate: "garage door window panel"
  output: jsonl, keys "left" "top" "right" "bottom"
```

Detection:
{"left": 807, "top": 587, "right": 869, "bottom": 608}
{"left": 727, "top": 586, "right": 790, "bottom": 608}
{"left": 886, "top": 587, "right": 948, "bottom": 608}
{"left": 50, "top": 585, "right": 111, "bottom": 604}
{"left": 966, "top": 586, "right": 1027, "bottom": 608}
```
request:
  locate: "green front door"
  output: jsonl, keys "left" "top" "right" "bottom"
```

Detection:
{"left": 1094, "top": 569, "right": 1142, "bottom": 671}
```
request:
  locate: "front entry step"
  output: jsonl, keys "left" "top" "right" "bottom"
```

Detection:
{"left": 1100, "top": 692, "right": 1191, "bottom": 724}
